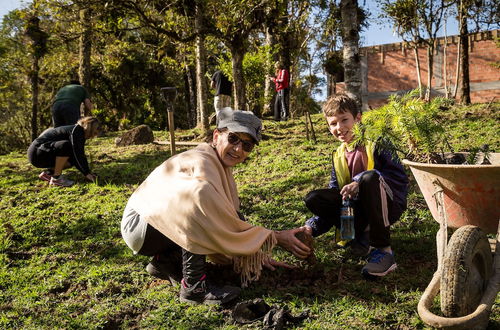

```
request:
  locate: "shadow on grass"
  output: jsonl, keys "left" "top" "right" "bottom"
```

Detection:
{"left": 92, "top": 149, "right": 172, "bottom": 185}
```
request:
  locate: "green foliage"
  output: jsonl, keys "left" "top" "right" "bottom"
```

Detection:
{"left": 380, "top": 0, "right": 422, "bottom": 41}
{"left": 0, "top": 10, "right": 34, "bottom": 154}
{"left": 352, "top": 90, "right": 451, "bottom": 162}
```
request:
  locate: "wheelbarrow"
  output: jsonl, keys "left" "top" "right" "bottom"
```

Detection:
{"left": 403, "top": 153, "right": 500, "bottom": 329}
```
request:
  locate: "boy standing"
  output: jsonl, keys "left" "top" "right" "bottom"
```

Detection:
{"left": 303, "top": 93, "right": 408, "bottom": 277}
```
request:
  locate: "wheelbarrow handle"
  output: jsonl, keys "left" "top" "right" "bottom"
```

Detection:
{"left": 417, "top": 271, "right": 492, "bottom": 329}
{"left": 418, "top": 221, "right": 500, "bottom": 329}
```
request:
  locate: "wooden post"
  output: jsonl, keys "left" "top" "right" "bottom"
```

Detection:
{"left": 304, "top": 112, "right": 310, "bottom": 140}
{"left": 168, "top": 111, "right": 176, "bottom": 155}
{"left": 161, "top": 87, "right": 178, "bottom": 155}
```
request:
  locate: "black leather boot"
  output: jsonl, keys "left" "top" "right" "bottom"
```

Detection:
{"left": 179, "top": 249, "right": 241, "bottom": 305}
{"left": 145, "top": 247, "right": 182, "bottom": 284}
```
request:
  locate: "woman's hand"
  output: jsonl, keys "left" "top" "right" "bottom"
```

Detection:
{"left": 340, "top": 181, "right": 359, "bottom": 200}
{"left": 274, "top": 228, "right": 311, "bottom": 259}
{"left": 85, "top": 173, "right": 97, "bottom": 182}
{"left": 262, "top": 256, "right": 295, "bottom": 271}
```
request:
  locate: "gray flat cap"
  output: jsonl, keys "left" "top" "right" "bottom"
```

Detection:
{"left": 217, "top": 108, "right": 262, "bottom": 143}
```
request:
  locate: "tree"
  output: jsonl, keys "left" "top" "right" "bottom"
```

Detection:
{"left": 0, "top": 10, "right": 33, "bottom": 154}
{"left": 263, "top": 5, "right": 279, "bottom": 116}
{"left": 418, "top": 0, "right": 450, "bottom": 101}
{"left": 340, "top": 0, "right": 362, "bottom": 107}
{"left": 381, "top": 0, "right": 425, "bottom": 98}
{"left": 194, "top": 0, "right": 209, "bottom": 133}
{"left": 206, "top": 0, "right": 270, "bottom": 111}
{"left": 25, "top": 11, "right": 48, "bottom": 140}
{"left": 381, "top": 0, "right": 451, "bottom": 101}
{"left": 456, "top": 0, "right": 471, "bottom": 104}
{"left": 317, "top": 1, "right": 344, "bottom": 97}
{"left": 453, "top": 0, "right": 499, "bottom": 104}
{"left": 78, "top": 7, "right": 92, "bottom": 114}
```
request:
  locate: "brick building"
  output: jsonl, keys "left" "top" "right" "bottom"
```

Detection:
{"left": 336, "top": 29, "right": 500, "bottom": 109}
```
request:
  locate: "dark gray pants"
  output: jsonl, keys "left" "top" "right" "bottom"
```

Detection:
{"left": 52, "top": 102, "right": 80, "bottom": 127}
{"left": 274, "top": 88, "right": 289, "bottom": 121}
{"left": 138, "top": 223, "right": 205, "bottom": 284}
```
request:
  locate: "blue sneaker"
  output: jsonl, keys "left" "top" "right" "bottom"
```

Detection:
{"left": 361, "top": 249, "right": 397, "bottom": 277}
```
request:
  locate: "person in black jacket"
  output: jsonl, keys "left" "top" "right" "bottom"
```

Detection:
{"left": 27, "top": 117, "right": 100, "bottom": 187}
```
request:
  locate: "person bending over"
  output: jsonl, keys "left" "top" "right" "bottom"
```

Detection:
{"left": 51, "top": 80, "right": 93, "bottom": 127}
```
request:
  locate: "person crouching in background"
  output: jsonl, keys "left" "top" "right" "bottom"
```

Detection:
{"left": 27, "top": 117, "right": 100, "bottom": 187}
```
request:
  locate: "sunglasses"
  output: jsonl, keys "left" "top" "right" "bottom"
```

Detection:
{"left": 227, "top": 132, "right": 255, "bottom": 152}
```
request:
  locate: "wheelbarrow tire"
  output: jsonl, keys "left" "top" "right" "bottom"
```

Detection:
{"left": 440, "top": 225, "right": 493, "bottom": 317}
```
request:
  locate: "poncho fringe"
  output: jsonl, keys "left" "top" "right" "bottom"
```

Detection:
{"left": 233, "top": 233, "right": 277, "bottom": 287}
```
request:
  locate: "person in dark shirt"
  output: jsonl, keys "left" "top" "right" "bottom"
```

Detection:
{"left": 211, "top": 70, "right": 232, "bottom": 115}
{"left": 27, "top": 117, "right": 100, "bottom": 187}
{"left": 51, "top": 80, "right": 93, "bottom": 127}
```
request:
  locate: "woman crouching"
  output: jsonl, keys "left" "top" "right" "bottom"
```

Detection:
{"left": 121, "top": 108, "right": 311, "bottom": 305}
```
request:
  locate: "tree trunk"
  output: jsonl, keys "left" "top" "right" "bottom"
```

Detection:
{"left": 264, "top": 23, "right": 277, "bottom": 116}
{"left": 443, "top": 21, "right": 449, "bottom": 98}
{"left": 25, "top": 15, "right": 46, "bottom": 140}
{"left": 79, "top": 8, "right": 92, "bottom": 115}
{"left": 230, "top": 38, "right": 247, "bottom": 111}
{"left": 414, "top": 46, "right": 423, "bottom": 98}
{"left": 30, "top": 58, "right": 39, "bottom": 141}
{"left": 340, "top": 0, "right": 362, "bottom": 108}
{"left": 425, "top": 44, "right": 434, "bottom": 101}
{"left": 327, "top": 73, "right": 337, "bottom": 97}
{"left": 457, "top": 1, "right": 471, "bottom": 104}
{"left": 452, "top": 38, "right": 461, "bottom": 98}
{"left": 194, "top": 1, "right": 209, "bottom": 135}
{"left": 184, "top": 63, "right": 197, "bottom": 128}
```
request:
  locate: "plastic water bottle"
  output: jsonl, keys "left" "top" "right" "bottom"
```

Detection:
{"left": 340, "top": 199, "right": 355, "bottom": 240}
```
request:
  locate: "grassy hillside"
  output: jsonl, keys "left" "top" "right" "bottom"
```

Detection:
{"left": 0, "top": 103, "right": 499, "bottom": 329}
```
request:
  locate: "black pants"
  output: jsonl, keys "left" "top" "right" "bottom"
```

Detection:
{"left": 138, "top": 224, "right": 180, "bottom": 256}
{"left": 52, "top": 102, "right": 80, "bottom": 127}
{"left": 138, "top": 223, "right": 205, "bottom": 283}
{"left": 27, "top": 140, "right": 72, "bottom": 169}
{"left": 305, "top": 171, "right": 395, "bottom": 248}
{"left": 274, "top": 88, "right": 289, "bottom": 121}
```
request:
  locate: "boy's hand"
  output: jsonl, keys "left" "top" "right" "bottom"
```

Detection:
{"left": 274, "top": 228, "right": 311, "bottom": 259}
{"left": 340, "top": 181, "right": 359, "bottom": 200}
{"left": 301, "top": 226, "right": 313, "bottom": 236}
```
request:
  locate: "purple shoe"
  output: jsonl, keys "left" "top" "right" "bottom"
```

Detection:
{"left": 38, "top": 170, "right": 52, "bottom": 182}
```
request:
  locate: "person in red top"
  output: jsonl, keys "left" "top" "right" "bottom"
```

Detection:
{"left": 270, "top": 62, "right": 290, "bottom": 121}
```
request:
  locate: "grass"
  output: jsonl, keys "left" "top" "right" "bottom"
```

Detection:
{"left": 0, "top": 102, "right": 499, "bottom": 329}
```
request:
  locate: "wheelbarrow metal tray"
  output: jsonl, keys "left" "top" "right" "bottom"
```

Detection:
{"left": 403, "top": 153, "right": 500, "bottom": 234}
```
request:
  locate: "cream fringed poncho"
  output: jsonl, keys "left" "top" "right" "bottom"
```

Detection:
{"left": 128, "top": 143, "right": 276, "bottom": 286}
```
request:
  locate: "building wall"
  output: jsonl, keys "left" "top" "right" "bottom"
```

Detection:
{"left": 359, "top": 30, "right": 500, "bottom": 109}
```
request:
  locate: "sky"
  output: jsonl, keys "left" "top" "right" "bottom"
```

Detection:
{"left": 0, "top": 0, "right": 24, "bottom": 24}
{"left": 0, "top": 0, "right": 460, "bottom": 46}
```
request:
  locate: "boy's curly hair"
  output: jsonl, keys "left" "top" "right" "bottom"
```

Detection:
{"left": 322, "top": 93, "right": 360, "bottom": 117}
